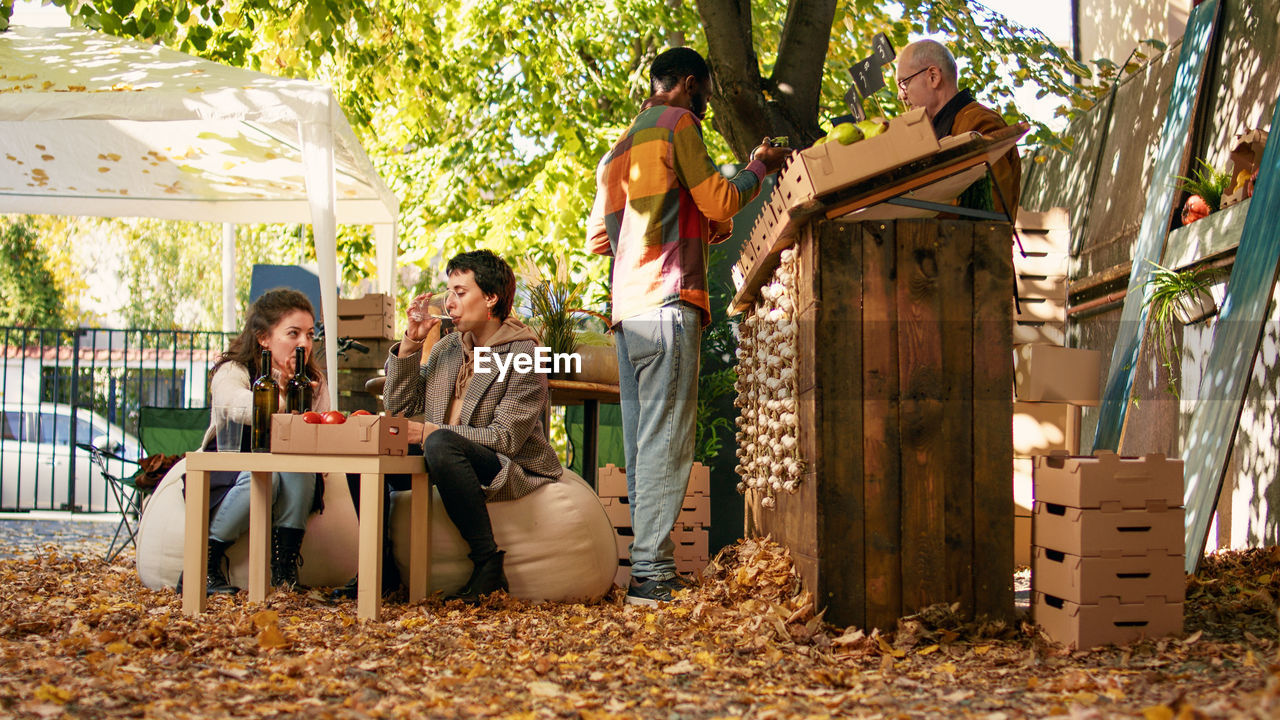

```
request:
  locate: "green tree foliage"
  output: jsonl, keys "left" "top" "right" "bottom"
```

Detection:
{"left": 0, "top": 218, "right": 66, "bottom": 328}
{"left": 50, "top": 0, "right": 1090, "bottom": 311}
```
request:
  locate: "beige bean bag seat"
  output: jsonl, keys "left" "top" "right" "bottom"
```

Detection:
{"left": 135, "top": 459, "right": 617, "bottom": 602}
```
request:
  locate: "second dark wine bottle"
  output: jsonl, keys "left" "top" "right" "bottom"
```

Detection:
{"left": 251, "top": 348, "right": 278, "bottom": 452}
{"left": 285, "top": 345, "right": 312, "bottom": 414}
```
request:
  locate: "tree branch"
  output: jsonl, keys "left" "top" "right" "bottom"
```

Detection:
{"left": 696, "top": 0, "right": 771, "bottom": 160}
{"left": 772, "top": 0, "right": 838, "bottom": 130}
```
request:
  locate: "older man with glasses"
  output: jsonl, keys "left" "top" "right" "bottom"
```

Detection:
{"left": 895, "top": 39, "right": 1022, "bottom": 222}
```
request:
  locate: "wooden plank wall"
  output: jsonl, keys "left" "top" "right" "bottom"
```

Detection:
{"left": 751, "top": 218, "right": 1013, "bottom": 630}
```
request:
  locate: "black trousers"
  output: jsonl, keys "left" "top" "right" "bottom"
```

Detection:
{"left": 347, "top": 429, "right": 501, "bottom": 563}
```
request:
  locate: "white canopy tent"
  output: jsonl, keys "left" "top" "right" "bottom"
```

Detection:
{"left": 0, "top": 25, "right": 400, "bottom": 407}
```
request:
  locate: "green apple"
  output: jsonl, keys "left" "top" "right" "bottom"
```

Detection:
{"left": 855, "top": 118, "right": 889, "bottom": 139}
{"left": 829, "top": 123, "right": 864, "bottom": 145}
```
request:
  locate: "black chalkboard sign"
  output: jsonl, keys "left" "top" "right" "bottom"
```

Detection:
{"left": 845, "top": 32, "right": 897, "bottom": 120}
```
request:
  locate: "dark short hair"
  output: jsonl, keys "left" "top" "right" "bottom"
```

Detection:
{"left": 650, "top": 47, "right": 709, "bottom": 94}
{"left": 446, "top": 249, "right": 517, "bottom": 321}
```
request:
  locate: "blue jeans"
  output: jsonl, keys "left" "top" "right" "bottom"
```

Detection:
{"left": 614, "top": 302, "right": 701, "bottom": 581}
{"left": 208, "top": 471, "right": 315, "bottom": 543}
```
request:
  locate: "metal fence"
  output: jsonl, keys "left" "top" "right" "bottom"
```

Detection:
{"left": 0, "top": 327, "right": 234, "bottom": 512}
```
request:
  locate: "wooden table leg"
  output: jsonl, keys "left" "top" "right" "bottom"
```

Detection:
{"left": 358, "top": 472, "right": 383, "bottom": 621}
{"left": 247, "top": 470, "right": 272, "bottom": 603}
{"left": 182, "top": 468, "right": 210, "bottom": 615}
{"left": 408, "top": 473, "right": 431, "bottom": 603}
{"left": 583, "top": 399, "right": 600, "bottom": 490}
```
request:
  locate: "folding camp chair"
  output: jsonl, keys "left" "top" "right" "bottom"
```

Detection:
{"left": 76, "top": 441, "right": 142, "bottom": 563}
{"left": 137, "top": 406, "right": 210, "bottom": 457}
{"left": 76, "top": 407, "right": 211, "bottom": 562}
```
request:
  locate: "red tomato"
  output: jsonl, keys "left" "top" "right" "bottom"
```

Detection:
{"left": 301, "top": 411, "right": 324, "bottom": 424}
{"left": 322, "top": 410, "right": 346, "bottom": 424}
{"left": 1182, "top": 194, "right": 1210, "bottom": 225}
{"left": 350, "top": 409, "right": 372, "bottom": 416}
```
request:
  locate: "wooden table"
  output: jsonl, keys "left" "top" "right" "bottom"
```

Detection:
{"left": 548, "top": 379, "right": 620, "bottom": 490}
{"left": 183, "top": 451, "right": 429, "bottom": 620}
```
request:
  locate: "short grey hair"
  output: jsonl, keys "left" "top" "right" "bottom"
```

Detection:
{"left": 905, "top": 39, "right": 958, "bottom": 85}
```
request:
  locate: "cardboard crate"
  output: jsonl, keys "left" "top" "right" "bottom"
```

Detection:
{"left": 270, "top": 413, "right": 408, "bottom": 455}
{"left": 1014, "top": 345, "right": 1102, "bottom": 406}
{"left": 1034, "top": 592, "right": 1183, "bottom": 649}
{"left": 774, "top": 108, "right": 939, "bottom": 206}
{"left": 1033, "top": 451, "right": 1184, "bottom": 511}
{"left": 1034, "top": 503, "right": 1185, "bottom": 557}
{"left": 1014, "top": 402, "right": 1081, "bottom": 457}
{"left": 614, "top": 526, "right": 708, "bottom": 561}
{"left": 337, "top": 293, "right": 396, "bottom": 340}
{"left": 1014, "top": 458, "right": 1034, "bottom": 514}
{"left": 1014, "top": 297, "right": 1067, "bottom": 324}
{"left": 1013, "top": 321, "right": 1066, "bottom": 347}
{"left": 1032, "top": 547, "right": 1184, "bottom": 604}
{"left": 597, "top": 462, "right": 709, "bottom": 499}
{"left": 601, "top": 495, "right": 709, "bottom": 529}
{"left": 1014, "top": 208, "right": 1071, "bottom": 254}
{"left": 1016, "top": 273, "right": 1068, "bottom": 301}
{"left": 1012, "top": 251, "right": 1069, "bottom": 277}
{"left": 1015, "top": 515, "right": 1032, "bottom": 567}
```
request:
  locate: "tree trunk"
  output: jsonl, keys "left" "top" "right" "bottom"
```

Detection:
{"left": 696, "top": 0, "right": 837, "bottom": 159}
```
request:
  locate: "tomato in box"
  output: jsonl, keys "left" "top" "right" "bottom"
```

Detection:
{"left": 322, "top": 410, "right": 346, "bottom": 424}
{"left": 301, "top": 411, "right": 323, "bottom": 424}
{"left": 271, "top": 412, "right": 408, "bottom": 455}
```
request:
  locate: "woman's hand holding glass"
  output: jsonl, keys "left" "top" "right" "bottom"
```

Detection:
{"left": 405, "top": 293, "right": 442, "bottom": 343}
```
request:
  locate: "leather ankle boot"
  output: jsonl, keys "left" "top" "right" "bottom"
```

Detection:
{"left": 271, "top": 527, "right": 307, "bottom": 590}
{"left": 207, "top": 538, "right": 239, "bottom": 595}
{"left": 445, "top": 551, "right": 508, "bottom": 604}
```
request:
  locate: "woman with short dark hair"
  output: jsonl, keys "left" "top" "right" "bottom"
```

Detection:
{"left": 331, "top": 249, "right": 561, "bottom": 603}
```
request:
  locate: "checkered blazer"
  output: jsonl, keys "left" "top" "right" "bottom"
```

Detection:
{"left": 383, "top": 333, "right": 562, "bottom": 502}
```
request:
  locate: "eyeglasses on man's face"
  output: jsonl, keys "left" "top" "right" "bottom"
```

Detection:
{"left": 897, "top": 66, "right": 932, "bottom": 93}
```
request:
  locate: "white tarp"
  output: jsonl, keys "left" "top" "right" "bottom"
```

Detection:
{"left": 0, "top": 25, "right": 400, "bottom": 406}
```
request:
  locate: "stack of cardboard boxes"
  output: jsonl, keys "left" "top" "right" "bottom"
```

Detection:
{"left": 337, "top": 293, "right": 396, "bottom": 340}
{"left": 598, "top": 463, "right": 711, "bottom": 587}
{"left": 1011, "top": 210, "right": 1101, "bottom": 565}
{"left": 1031, "top": 451, "right": 1185, "bottom": 648}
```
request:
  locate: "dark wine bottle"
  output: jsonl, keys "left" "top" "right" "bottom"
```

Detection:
{"left": 285, "top": 346, "right": 312, "bottom": 414}
{"left": 251, "top": 349, "right": 278, "bottom": 452}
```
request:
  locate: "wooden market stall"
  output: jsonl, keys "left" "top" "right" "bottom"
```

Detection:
{"left": 732, "top": 116, "right": 1026, "bottom": 630}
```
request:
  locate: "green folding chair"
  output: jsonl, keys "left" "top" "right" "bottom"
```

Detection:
{"left": 138, "top": 406, "right": 211, "bottom": 457}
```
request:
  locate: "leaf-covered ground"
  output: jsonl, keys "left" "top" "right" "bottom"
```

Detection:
{"left": 0, "top": 537, "right": 1276, "bottom": 719}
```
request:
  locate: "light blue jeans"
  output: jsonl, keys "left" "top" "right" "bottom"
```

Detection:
{"left": 208, "top": 471, "right": 315, "bottom": 543}
{"left": 614, "top": 302, "right": 702, "bottom": 581}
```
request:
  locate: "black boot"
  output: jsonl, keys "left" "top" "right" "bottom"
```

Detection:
{"left": 445, "top": 551, "right": 508, "bottom": 604}
{"left": 207, "top": 538, "right": 239, "bottom": 595}
{"left": 271, "top": 527, "right": 307, "bottom": 590}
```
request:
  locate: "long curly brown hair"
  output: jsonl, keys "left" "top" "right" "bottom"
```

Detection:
{"left": 212, "top": 288, "right": 323, "bottom": 381}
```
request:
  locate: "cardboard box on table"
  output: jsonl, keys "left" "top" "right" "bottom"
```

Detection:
{"left": 270, "top": 413, "right": 409, "bottom": 455}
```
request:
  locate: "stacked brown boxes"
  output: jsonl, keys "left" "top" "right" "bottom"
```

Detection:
{"left": 337, "top": 293, "right": 396, "bottom": 340}
{"left": 1032, "top": 451, "right": 1185, "bottom": 649}
{"left": 598, "top": 463, "right": 711, "bottom": 587}
{"left": 1011, "top": 209, "right": 1101, "bottom": 566}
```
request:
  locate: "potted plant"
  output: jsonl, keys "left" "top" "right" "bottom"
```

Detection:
{"left": 517, "top": 254, "right": 616, "bottom": 383}
{"left": 1175, "top": 159, "right": 1230, "bottom": 226}
{"left": 1143, "top": 261, "right": 1218, "bottom": 395}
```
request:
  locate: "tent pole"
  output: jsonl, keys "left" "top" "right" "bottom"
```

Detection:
{"left": 222, "top": 223, "right": 236, "bottom": 333}
{"left": 375, "top": 223, "right": 397, "bottom": 297}
{"left": 302, "top": 98, "right": 341, "bottom": 411}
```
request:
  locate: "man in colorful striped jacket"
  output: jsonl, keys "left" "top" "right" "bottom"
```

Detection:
{"left": 587, "top": 46, "right": 789, "bottom": 606}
